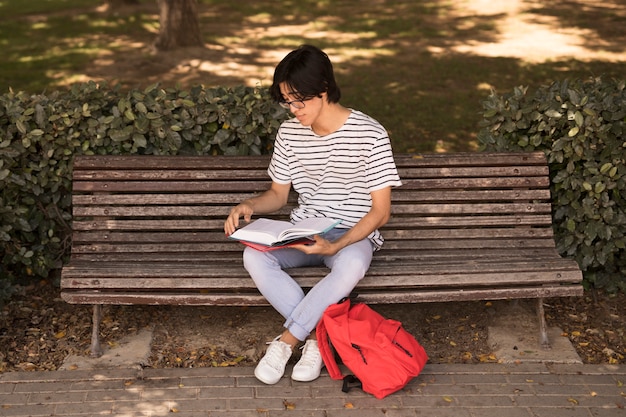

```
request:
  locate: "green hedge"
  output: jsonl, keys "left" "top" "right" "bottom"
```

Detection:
{"left": 478, "top": 77, "right": 626, "bottom": 291}
{"left": 0, "top": 83, "right": 288, "bottom": 302}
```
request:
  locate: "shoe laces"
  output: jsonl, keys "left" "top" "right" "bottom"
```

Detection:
{"left": 298, "top": 340, "right": 321, "bottom": 367}
{"left": 262, "top": 339, "right": 292, "bottom": 371}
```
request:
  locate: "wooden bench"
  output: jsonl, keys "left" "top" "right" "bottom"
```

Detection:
{"left": 60, "top": 151, "right": 583, "bottom": 357}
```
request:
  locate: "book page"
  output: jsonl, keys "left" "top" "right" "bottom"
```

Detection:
{"left": 229, "top": 218, "right": 293, "bottom": 246}
{"left": 229, "top": 217, "right": 341, "bottom": 247}
{"left": 276, "top": 217, "right": 341, "bottom": 241}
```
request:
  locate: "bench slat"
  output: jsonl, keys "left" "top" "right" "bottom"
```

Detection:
{"left": 69, "top": 227, "right": 558, "bottom": 243}
{"left": 67, "top": 248, "right": 563, "bottom": 264}
{"left": 61, "top": 285, "right": 580, "bottom": 306}
{"left": 61, "top": 272, "right": 582, "bottom": 290}
{"left": 69, "top": 215, "right": 554, "bottom": 232}
{"left": 72, "top": 189, "right": 550, "bottom": 205}
{"left": 68, "top": 238, "right": 562, "bottom": 255}
{"left": 71, "top": 202, "right": 552, "bottom": 218}
{"left": 62, "top": 254, "right": 581, "bottom": 277}
{"left": 72, "top": 164, "right": 547, "bottom": 180}
{"left": 71, "top": 152, "right": 550, "bottom": 170}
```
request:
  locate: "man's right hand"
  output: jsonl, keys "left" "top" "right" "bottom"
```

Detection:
{"left": 224, "top": 201, "right": 254, "bottom": 236}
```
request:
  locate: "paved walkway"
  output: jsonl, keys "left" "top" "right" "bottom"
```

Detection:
{"left": 1, "top": 363, "right": 624, "bottom": 416}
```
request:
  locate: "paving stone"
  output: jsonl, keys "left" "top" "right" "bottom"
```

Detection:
{"left": 0, "top": 364, "right": 624, "bottom": 416}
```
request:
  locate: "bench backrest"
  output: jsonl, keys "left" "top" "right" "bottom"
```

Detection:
{"left": 69, "top": 152, "right": 558, "bottom": 264}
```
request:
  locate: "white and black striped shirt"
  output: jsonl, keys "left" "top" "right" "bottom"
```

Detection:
{"left": 268, "top": 110, "right": 402, "bottom": 248}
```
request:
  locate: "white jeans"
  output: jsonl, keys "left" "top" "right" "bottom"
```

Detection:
{"left": 243, "top": 229, "right": 375, "bottom": 341}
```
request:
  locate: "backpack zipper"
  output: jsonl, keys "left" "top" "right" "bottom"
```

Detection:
{"left": 351, "top": 343, "right": 368, "bottom": 364}
{"left": 393, "top": 340, "right": 414, "bottom": 357}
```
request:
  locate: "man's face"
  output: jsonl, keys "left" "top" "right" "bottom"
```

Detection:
{"left": 279, "top": 83, "right": 325, "bottom": 128}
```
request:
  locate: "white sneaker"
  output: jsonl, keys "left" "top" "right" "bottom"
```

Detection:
{"left": 291, "top": 339, "right": 324, "bottom": 382}
{"left": 254, "top": 336, "right": 293, "bottom": 385}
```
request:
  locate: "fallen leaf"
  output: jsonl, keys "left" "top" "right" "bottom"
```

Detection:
{"left": 478, "top": 353, "right": 497, "bottom": 362}
{"left": 568, "top": 398, "right": 579, "bottom": 405}
{"left": 344, "top": 402, "right": 354, "bottom": 409}
{"left": 17, "top": 362, "right": 37, "bottom": 371}
{"left": 443, "top": 396, "right": 453, "bottom": 403}
{"left": 283, "top": 400, "right": 296, "bottom": 410}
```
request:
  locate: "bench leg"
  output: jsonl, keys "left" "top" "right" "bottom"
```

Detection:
{"left": 90, "top": 304, "right": 104, "bottom": 358}
{"left": 537, "top": 298, "right": 551, "bottom": 350}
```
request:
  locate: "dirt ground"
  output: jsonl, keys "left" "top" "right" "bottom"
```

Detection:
{"left": 0, "top": 279, "right": 624, "bottom": 373}
{"left": 52, "top": 1, "right": 626, "bottom": 93}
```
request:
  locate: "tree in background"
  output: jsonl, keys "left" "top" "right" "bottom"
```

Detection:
{"left": 154, "top": 0, "right": 204, "bottom": 51}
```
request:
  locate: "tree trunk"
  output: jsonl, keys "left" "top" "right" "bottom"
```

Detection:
{"left": 154, "top": 0, "right": 204, "bottom": 51}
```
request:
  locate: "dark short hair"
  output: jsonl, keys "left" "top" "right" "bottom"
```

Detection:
{"left": 270, "top": 44, "right": 341, "bottom": 104}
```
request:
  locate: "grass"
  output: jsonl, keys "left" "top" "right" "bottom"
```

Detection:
{"left": 1, "top": 0, "right": 625, "bottom": 152}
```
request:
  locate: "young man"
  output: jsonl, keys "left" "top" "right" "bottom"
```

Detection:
{"left": 224, "top": 44, "right": 402, "bottom": 384}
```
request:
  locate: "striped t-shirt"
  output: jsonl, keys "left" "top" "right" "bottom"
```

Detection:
{"left": 268, "top": 110, "right": 402, "bottom": 249}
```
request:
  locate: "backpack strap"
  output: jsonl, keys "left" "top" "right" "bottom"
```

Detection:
{"left": 316, "top": 314, "right": 343, "bottom": 380}
{"left": 342, "top": 375, "right": 363, "bottom": 394}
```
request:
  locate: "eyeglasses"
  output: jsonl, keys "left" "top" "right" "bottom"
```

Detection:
{"left": 279, "top": 99, "right": 306, "bottom": 110}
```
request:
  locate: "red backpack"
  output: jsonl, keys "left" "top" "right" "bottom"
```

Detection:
{"left": 316, "top": 298, "right": 428, "bottom": 399}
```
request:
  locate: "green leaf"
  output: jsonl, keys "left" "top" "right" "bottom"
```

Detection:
{"left": 545, "top": 109, "right": 562, "bottom": 118}
{"left": 16, "top": 119, "right": 27, "bottom": 134}
{"left": 594, "top": 182, "right": 606, "bottom": 193}
{"left": 574, "top": 111, "right": 584, "bottom": 126}
{"left": 214, "top": 129, "right": 231, "bottom": 145}
{"left": 600, "top": 163, "right": 613, "bottom": 174}
{"left": 133, "top": 134, "right": 147, "bottom": 149}
{"left": 136, "top": 102, "right": 148, "bottom": 114}
{"left": 566, "top": 219, "right": 576, "bottom": 232}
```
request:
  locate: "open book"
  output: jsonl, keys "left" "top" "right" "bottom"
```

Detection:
{"left": 229, "top": 217, "right": 341, "bottom": 248}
